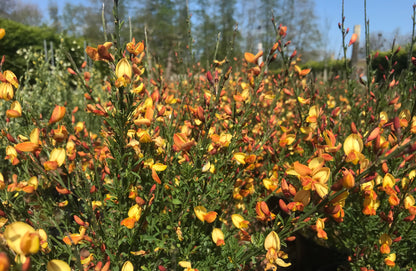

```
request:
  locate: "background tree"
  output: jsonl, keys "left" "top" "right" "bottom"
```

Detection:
{"left": 2, "top": 0, "right": 43, "bottom": 26}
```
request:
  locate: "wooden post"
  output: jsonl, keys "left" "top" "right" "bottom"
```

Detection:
{"left": 50, "top": 41, "right": 55, "bottom": 67}
{"left": 351, "top": 25, "right": 360, "bottom": 78}
{"left": 44, "top": 40, "right": 48, "bottom": 63}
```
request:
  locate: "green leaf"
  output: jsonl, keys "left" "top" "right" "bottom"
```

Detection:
{"left": 172, "top": 198, "right": 182, "bottom": 205}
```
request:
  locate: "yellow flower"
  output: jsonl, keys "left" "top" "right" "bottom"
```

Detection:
{"left": 116, "top": 58, "right": 132, "bottom": 87}
{"left": 6, "top": 101, "right": 22, "bottom": 118}
{"left": 0, "top": 82, "right": 14, "bottom": 101}
{"left": 233, "top": 152, "right": 247, "bottom": 164}
{"left": 50, "top": 148, "right": 66, "bottom": 167}
{"left": 4, "top": 222, "right": 40, "bottom": 255}
{"left": 47, "top": 259, "right": 71, "bottom": 271}
{"left": 384, "top": 253, "right": 396, "bottom": 267}
{"left": 264, "top": 231, "right": 291, "bottom": 268}
{"left": 121, "top": 261, "right": 134, "bottom": 271}
{"left": 231, "top": 214, "right": 249, "bottom": 229}
{"left": 211, "top": 228, "right": 225, "bottom": 246}
{"left": 0, "top": 28, "right": 5, "bottom": 40}
{"left": 128, "top": 204, "right": 142, "bottom": 221}
{"left": 343, "top": 134, "right": 364, "bottom": 164}
{"left": 178, "top": 261, "right": 198, "bottom": 271}
{"left": 194, "top": 206, "right": 217, "bottom": 223}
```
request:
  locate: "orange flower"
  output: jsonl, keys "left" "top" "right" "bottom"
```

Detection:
{"left": 379, "top": 234, "right": 392, "bottom": 254}
{"left": 86, "top": 42, "right": 114, "bottom": 62}
{"left": 121, "top": 204, "right": 142, "bottom": 229}
{"left": 0, "top": 252, "right": 10, "bottom": 271}
{"left": 49, "top": 105, "right": 66, "bottom": 125}
{"left": 194, "top": 206, "right": 217, "bottom": 223}
{"left": 279, "top": 25, "right": 287, "bottom": 37}
{"left": 126, "top": 38, "right": 144, "bottom": 56}
{"left": 255, "top": 201, "right": 275, "bottom": 222}
{"left": 244, "top": 51, "right": 263, "bottom": 64}
{"left": 349, "top": 33, "right": 358, "bottom": 46}
{"left": 384, "top": 253, "right": 396, "bottom": 267}
{"left": 287, "top": 158, "right": 330, "bottom": 198}
{"left": 341, "top": 168, "right": 355, "bottom": 188}
{"left": 63, "top": 226, "right": 86, "bottom": 245}
{"left": 6, "top": 101, "right": 22, "bottom": 118}
{"left": 323, "top": 130, "right": 342, "bottom": 153}
{"left": 173, "top": 133, "right": 195, "bottom": 152}
{"left": 314, "top": 218, "right": 328, "bottom": 239}
{"left": 5, "top": 146, "right": 19, "bottom": 165}
{"left": 15, "top": 142, "right": 39, "bottom": 152}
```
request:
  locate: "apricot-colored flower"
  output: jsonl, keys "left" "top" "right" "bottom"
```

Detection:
{"left": 211, "top": 228, "right": 225, "bottom": 246}
{"left": 49, "top": 148, "right": 66, "bottom": 166}
{"left": 362, "top": 190, "right": 380, "bottom": 216}
{"left": 173, "top": 133, "right": 195, "bottom": 152}
{"left": 178, "top": 261, "right": 198, "bottom": 271}
{"left": 306, "top": 105, "right": 319, "bottom": 124}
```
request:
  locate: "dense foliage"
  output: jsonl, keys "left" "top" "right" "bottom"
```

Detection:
{"left": 1, "top": 1, "right": 416, "bottom": 271}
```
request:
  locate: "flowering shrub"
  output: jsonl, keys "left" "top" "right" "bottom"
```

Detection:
{"left": 1, "top": 2, "right": 416, "bottom": 271}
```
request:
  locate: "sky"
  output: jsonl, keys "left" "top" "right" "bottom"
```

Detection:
{"left": 315, "top": 0, "right": 415, "bottom": 57}
{"left": 22, "top": 0, "right": 416, "bottom": 57}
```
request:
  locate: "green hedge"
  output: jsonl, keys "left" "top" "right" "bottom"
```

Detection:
{"left": 0, "top": 18, "right": 85, "bottom": 79}
{"left": 300, "top": 47, "right": 416, "bottom": 80}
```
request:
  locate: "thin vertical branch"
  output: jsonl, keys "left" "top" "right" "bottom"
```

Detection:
{"left": 407, "top": 4, "right": 416, "bottom": 69}
{"left": 102, "top": 3, "right": 108, "bottom": 42}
